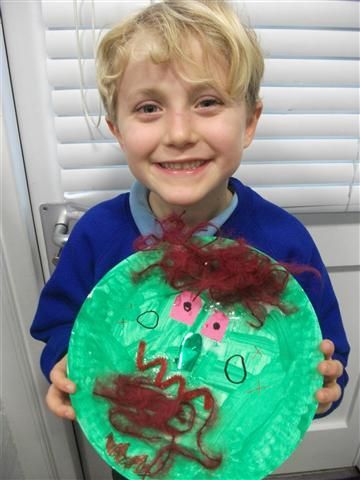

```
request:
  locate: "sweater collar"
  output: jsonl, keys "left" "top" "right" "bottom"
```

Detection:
{"left": 129, "top": 180, "right": 238, "bottom": 237}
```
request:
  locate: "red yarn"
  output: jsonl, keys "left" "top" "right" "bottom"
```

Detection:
{"left": 133, "top": 214, "right": 320, "bottom": 326}
{"left": 94, "top": 341, "right": 221, "bottom": 478}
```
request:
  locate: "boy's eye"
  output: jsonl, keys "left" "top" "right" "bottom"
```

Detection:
{"left": 136, "top": 103, "right": 160, "bottom": 114}
{"left": 196, "top": 97, "right": 222, "bottom": 109}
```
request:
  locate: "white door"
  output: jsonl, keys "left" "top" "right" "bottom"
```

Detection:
{"left": 274, "top": 215, "right": 360, "bottom": 474}
{"left": 1, "top": 19, "right": 83, "bottom": 480}
{"left": 2, "top": 1, "right": 359, "bottom": 479}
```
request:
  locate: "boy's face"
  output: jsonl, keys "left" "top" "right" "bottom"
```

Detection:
{"left": 107, "top": 45, "right": 261, "bottom": 222}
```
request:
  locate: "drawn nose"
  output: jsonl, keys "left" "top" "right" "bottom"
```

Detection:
{"left": 177, "top": 332, "right": 202, "bottom": 371}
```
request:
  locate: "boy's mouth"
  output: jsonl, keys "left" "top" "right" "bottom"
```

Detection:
{"left": 159, "top": 160, "right": 207, "bottom": 171}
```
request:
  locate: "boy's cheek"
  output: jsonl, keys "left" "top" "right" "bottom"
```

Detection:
{"left": 121, "top": 126, "right": 160, "bottom": 154}
{"left": 200, "top": 120, "right": 249, "bottom": 154}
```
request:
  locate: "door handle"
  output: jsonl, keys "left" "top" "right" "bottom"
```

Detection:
{"left": 40, "top": 203, "right": 86, "bottom": 272}
{"left": 53, "top": 204, "right": 85, "bottom": 249}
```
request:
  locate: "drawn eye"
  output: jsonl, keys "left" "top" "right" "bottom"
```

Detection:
{"left": 201, "top": 311, "right": 229, "bottom": 342}
{"left": 136, "top": 310, "right": 159, "bottom": 330}
{"left": 224, "top": 354, "right": 247, "bottom": 384}
{"left": 183, "top": 302, "right": 192, "bottom": 312}
{"left": 170, "top": 291, "right": 202, "bottom": 326}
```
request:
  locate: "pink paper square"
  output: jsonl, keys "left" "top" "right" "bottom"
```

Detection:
{"left": 170, "top": 291, "right": 202, "bottom": 326}
{"left": 201, "top": 311, "right": 229, "bottom": 342}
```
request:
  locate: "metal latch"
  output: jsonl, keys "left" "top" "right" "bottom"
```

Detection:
{"left": 40, "top": 203, "right": 87, "bottom": 273}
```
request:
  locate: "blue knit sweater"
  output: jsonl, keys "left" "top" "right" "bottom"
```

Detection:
{"left": 30, "top": 178, "right": 350, "bottom": 415}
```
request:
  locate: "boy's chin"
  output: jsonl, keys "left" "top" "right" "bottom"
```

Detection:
{"left": 148, "top": 191, "right": 225, "bottom": 223}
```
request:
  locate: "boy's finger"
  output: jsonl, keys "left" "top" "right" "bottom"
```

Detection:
{"left": 50, "top": 367, "right": 76, "bottom": 393}
{"left": 318, "top": 359, "right": 343, "bottom": 380}
{"left": 49, "top": 357, "right": 76, "bottom": 393}
{"left": 319, "top": 339, "right": 335, "bottom": 359}
{"left": 316, "top": 400, "right": 332, "bottom": 415}
{"left": 316, "top": 383, "right": 342, "bottom": 405}
{"left": 316, "top": 391, "right": 335, "bottom": 414}
{"left": 46, "top": 384, "right": 76, "bottom": 420}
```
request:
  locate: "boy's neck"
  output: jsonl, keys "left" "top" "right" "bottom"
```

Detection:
{"left": 148, "top": 187, "right": 233, "bottom": 227}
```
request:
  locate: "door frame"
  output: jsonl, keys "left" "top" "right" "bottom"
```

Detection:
{"left": 1, "top": 21, "right": 83, "bottom": 479}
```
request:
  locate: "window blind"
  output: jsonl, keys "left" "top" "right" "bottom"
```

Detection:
{"left": 3, "top": 0, "right": 360, "bottom": 213}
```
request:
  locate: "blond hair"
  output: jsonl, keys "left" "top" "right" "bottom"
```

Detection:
{"left": 96, "top": 0, "right": 264, "bottom": 124}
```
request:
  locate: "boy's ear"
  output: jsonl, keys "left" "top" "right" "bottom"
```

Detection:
{"left": 244, "top": 101, "right": 263, "bottom": 148}
{"left": 106, "top": 118, "right": 124, "bottom": 147}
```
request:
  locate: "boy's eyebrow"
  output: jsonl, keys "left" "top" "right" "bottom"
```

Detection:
{"left": 189, "top": 82, "right": 220, "bottom": 95}
{"left": 127, "top": 82, "right": 220, "bottom": 100}
{"left": 189, "top": 79, "right": 226, "bottom": 94}
{"left": 129, "top": 87, "right": 163, "bottom": 99}
{"left": 124, "top": 87, "right": 165, "bottom": 105}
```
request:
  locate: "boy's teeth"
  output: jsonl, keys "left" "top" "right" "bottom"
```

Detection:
{"left": 161, "top": 160, "right": 205, "bottom": 170}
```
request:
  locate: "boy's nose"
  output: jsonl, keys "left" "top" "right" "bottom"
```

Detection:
{"left": 163, "top": 111, "right": 197, "bottom": 147}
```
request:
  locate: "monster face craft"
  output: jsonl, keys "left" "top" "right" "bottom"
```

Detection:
{"left": 68, "top": 227, "right": 323, "bottom": 480}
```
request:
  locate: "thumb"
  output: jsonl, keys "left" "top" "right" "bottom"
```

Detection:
{"left": 50, "top": 355, "right": 76, "bottom": 394}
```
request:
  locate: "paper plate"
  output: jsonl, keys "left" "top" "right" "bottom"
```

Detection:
{"left": 68, "top": 241, "right": 323, "bottom": 480}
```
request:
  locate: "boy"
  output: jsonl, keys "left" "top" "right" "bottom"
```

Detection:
{"left": 31, "top": 0, "right": 350, "bottom": 477}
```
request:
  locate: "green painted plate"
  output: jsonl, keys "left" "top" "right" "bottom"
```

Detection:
{"left": 68, "top": 243, "right": 323, "bottom": 480}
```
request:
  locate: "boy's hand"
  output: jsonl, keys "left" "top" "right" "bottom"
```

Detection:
{"left": 316, "top": 339, "right": 343, "bottom": 414}
{"left": 46, "top": 355, "right": 76, "bottom": 420}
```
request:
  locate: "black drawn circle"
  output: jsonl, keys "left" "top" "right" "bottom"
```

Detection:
{"left": 224, "top": 354, "right": 247, "bottom": 384}
{"left": 136, "top": 310, "right": 159, "bottom": 330}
